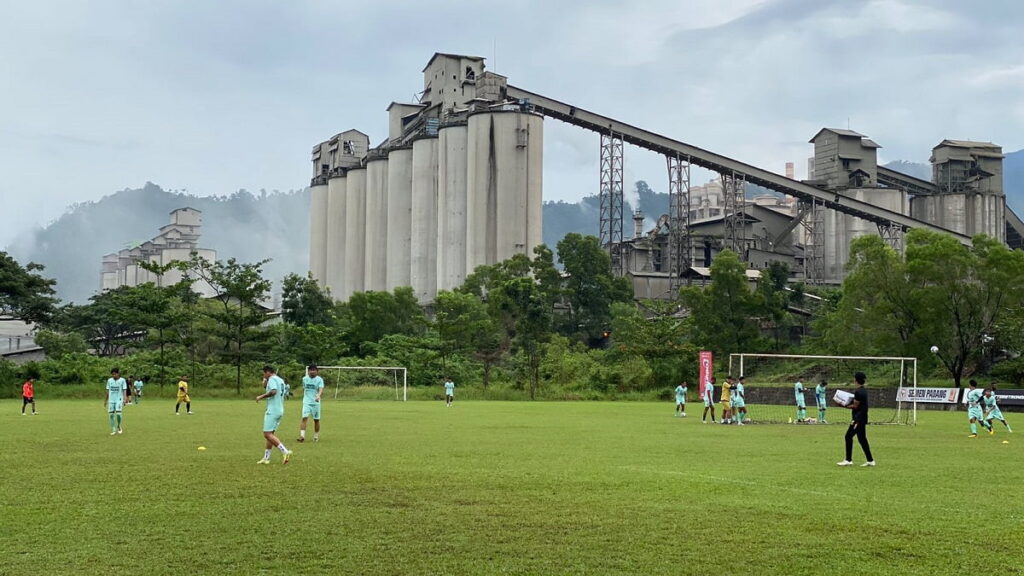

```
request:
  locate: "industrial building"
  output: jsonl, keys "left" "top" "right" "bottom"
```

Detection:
{"left": 308, "top": 53, "right": 542, "bottom": 303}
{"left": 100, "top": 207, "right": 217, "bottom": 297}
{"left": 308, "top": 52, "right": 1021, "bottom": 303}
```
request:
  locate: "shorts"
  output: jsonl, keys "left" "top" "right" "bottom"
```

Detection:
{"left": 23, "top": 395, "right": 34, "bottom": 403}
{"left": 732, "top": 400, "right": 745, "bottom": 409}
{"left": 263, "top": 412, "right": 283, "bottom": 433}
{"left": 986, "top": 409, "right": 1004, "bottom": 421}
{"left": 302, "top": 403, "right": 321, "bottom": 420}
{"left": 817, "top": 401, "right": 827, "bottom": 410}
{"left": 108, "top": 401, "right": 124, "bottom": 413}
{"left": 703, "top": 398, "right": 713, "bottom": 407}
{"left": 675, "top": 397, "right": 686, "bottom": 405}
{"left": 796, "top": 400, "right": 806, "bottom": 409}
{"left": 968, "top": 407, "right": 983, "bottom": 420}
{"left": 177, "top": 395, "right": 191, "bottom": 403}
{"left": 721, "top": 401, "right": 732, "bottom": 410}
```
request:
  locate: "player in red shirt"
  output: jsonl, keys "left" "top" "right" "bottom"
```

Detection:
{"left": 22, "top": 378, "right": 37, "bottom": 415}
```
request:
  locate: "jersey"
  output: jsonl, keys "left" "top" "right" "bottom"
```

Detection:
{"left": 674, "top": 385, "right": 687, "bottom": 401}
{"left": 106, "top": 378, "right": 127, "bottom": 404}
{"left": 720, "top": 382, "right": 732, "bottom": 403}
{"left": 444, "top": 381, "right": 455, "bottom": 396}
{"left": 23, "top": 381, "right": 34, "bottom": 398}
{"left": 302, "top": 375, "right": 324, "bottom": 404}
{"left": 815, "top": 384, "right": 827, "bottom": 406}
{"left": 733, "top": 383, "right": 745, "bottom": 403}
{"left": 265, "top": 375, "right": 285, "bottom": 415}
{"left": 177, "top": 380, "right": 189, "bottom": 397}
{"left": 703, "top": 382, "right": 715, "bottom": 403}
{"left": 966, "top": 388, "right": 984, "bottom": 408}
{"left": 794, "top": 382, "right": 806, "bottom": 404}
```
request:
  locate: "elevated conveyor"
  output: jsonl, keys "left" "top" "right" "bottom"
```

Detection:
{"left": 877, "top": 166, "right": 937, "bottom": 196}
{"left": 505, "top": 85, "right": 972, "bottom": 245}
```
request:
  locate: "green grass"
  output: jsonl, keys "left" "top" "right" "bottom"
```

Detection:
{"left": 2, "top": 399, "right": 1021, "bottom": 575}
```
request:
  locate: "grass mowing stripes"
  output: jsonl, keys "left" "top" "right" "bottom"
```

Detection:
{"left": 2, "top": 399, "right": 1021, "bottom": 575}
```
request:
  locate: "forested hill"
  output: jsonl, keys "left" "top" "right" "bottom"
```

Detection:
{"left": 7, "top": 183, "right": 310, "bottom": 303}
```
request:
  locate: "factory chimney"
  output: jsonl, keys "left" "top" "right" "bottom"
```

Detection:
{"left": 633, "top": 210, "right": 645, "bottom": 239}
{"left": 785, "top": 162, "right": 795, "bottom": 179}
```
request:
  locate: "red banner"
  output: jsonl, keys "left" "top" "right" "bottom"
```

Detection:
{"left": 698, "top": 351, "right": 713, "bottom": 399}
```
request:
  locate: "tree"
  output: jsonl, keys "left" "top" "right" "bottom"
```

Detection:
{"left": 679, "top": 250, "right": 759, "bottom": 355}
{"left": 340, "top": 287, "right": 426, "bottom": 356}
{"left": 281, "top": 273, "right": 334, "bottom": 326}
{"left": 0, "top": 251, "right": 59, "bottom": 325}
{"left": 755, "top": 261, "right": 793, "bottom": 351}
{"left": 434, "top": 290, "right": 497, "bottom": 372}
{"left": 493, "top": 276, "right": 552, "bottom": 399}
{"left": 556, "top": 233, "right": 633, "bottom": 343}
{"left": 610, "top": 300, "right": 694, "bottom": 388}
{"left": 60, "top": 288, "right": 145, "bottom": 356}
{"left": 189, "top": 256, "right": 273, "bottom": 393}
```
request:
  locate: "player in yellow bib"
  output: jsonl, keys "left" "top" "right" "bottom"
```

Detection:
{"left": 175, "top": 376, "right": 192, "bottom": 415}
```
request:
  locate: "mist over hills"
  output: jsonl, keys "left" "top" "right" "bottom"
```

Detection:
{"left": 8, "top": 151, "right": 1024, "bottom": 304}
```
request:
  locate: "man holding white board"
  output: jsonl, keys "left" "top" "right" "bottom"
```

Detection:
{"left": 836, "top": 372, "right": 875, "bottom": 467}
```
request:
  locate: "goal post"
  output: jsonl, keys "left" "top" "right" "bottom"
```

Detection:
{"left": 727, "top": 353, "right": 917, "bottom": 425}
{"left": 311, "top": 366, "right": 409, "bottom": 401}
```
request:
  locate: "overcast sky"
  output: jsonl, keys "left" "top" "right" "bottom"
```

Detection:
{"left": 2, "top": 0, "right": 1023, "bottom": 248}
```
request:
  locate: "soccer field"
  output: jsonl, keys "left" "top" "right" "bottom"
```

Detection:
{"left": 2, "top": 399, "right": 1021, "bottom": 575}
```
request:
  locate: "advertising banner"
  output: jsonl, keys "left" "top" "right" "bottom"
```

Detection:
{"left": 993, "top": 389, "right": 1024, "bottom": 406}
{"left": 698, "top": 351, "right": 713, "bottom": 399}
{"left": 897, "top": 387, "right": 960, "bottom": 404}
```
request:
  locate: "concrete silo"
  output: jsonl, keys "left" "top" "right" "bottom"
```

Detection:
{"left": 325, "top": 172, "right": 348, "bottom": 299}
{"left": 821, "top": 187, "right": 906, "bottom": 283}
{"left": 466, "top": 108, "right": 544, "bottom": 272}
{"left": 437, "top": 122, "right": 468, "bottom": 291}
{"left": 386, "top": 146, "right": 414, "bottom": 290}
{"left": 411, "top": 136, "right": 439, "bottom": 303}
{"left": 364, "top": 154, "right": 389, "bottom": 292}
{"left": 309, "top": 142, "right": 329, "bottom": 285}
{"left": 344, "top": 166, "right": 367, "bottom": 298}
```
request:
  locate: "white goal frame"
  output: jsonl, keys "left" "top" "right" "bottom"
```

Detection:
{"left": 312, "top": 366, "right": 409, "bottom": 401}
{"left": 728, "top": 353, "right": 918, "bottom": 425}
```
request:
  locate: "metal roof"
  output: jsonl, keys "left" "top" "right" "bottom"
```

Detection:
{"left": 861, "top": 139, "right": 881, "bottom": 148}
{"left": 422, "top": 52, "right": 485, "bottom": 72}
{"left": 935, "top": 139, "right": 1001, "bottom": 149}
{"left": 808, "top": 128, "right": 867, "bottom": 142}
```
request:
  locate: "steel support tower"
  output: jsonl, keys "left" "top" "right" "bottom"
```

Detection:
{"left": 801, "top": 198, "right": 825, "bottom": 284}
{"left": 877, "top": 223, "right": 905, "bottom": 254}
{"left": 722, "top": 171, "right": 747, "bottom": 258}
{"left": 667, "top": 154, "right": 692, "bottom": 295}
{"left": 600, "top": 131, "right": 625, "bottom": 275}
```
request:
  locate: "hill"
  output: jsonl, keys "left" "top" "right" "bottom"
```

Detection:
{"left": 7, "top": 183, "right": 309, "bottom": 303}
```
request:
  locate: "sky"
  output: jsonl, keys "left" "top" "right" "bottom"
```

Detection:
{"left": 2, "top": 0, "right": 1024, "bottom": 248}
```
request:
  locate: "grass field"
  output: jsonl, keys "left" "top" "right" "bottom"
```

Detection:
{"left": 2, "top": 398, "right": 1021, "bottom": 575}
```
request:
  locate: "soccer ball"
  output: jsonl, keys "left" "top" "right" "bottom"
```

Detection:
{"left": 930, "top": 346, "right": 939, "bottom": 354}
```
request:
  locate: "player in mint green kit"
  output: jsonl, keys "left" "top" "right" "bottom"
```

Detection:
{"left": 966, "top": 380, "right": 992, "bottom": 438}
{"left": 815, "top": 381, "right": 828, "bottom": 423}
{"left": 674, "top": 382, "right": 687, "bottom": 417}
{"left": 444, "top": 378, "right": 455, "bottom": 407}
{"left": 105, "top": 368, "right": 127, "bottom": 435}
{"left": 733, "top": 376, "right": 747, "bottom": 425}
{"left": 298, "top": 365, "right": 324, "bottom": 443}
{"left": 255, "top": 365, "right": 291, "bottom": 464}
{"left": 983, "top": 387, "right": 1012, "bottom": 433}
{"left": 701, "top": 378, "right": 716, "bottom": 424}
{"left": 794, "top": 381, "right": 808, "bottom": 422}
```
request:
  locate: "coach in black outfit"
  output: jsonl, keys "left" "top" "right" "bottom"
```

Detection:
{"left": 837, "top": 371, "right": 875, "bottom": 467}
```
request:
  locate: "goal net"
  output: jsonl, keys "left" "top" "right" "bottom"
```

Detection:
{"left": 312, "top": 366, "right": 409, "bottom": 401}
{"left": 726, "top": 354, "right": 917, "bottom": 425}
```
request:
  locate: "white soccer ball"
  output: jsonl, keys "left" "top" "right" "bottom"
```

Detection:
{"left": 930, "top": 346, "right": 939, "bottom": 354}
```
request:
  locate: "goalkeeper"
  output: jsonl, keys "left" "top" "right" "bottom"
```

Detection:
{"left": 815, "top": 381, "right": 828, "bottom": 424}
{"left": 983, "top": 387, "right": 1012, "bottom": 433}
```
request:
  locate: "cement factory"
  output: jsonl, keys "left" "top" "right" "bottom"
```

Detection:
{"left": 308, "top": 53, "right": 1024, "bottom": 302}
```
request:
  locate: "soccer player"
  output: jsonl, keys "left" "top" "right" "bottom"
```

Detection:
{"left": 125, "top": 376, "right": 134, "bottom": 405}
{"left": 983, "top": 387, "right": 1012, "bottom": 433}
{"left": 733, "top": 376, "right": 746, "bottom": 425}
{"left": 22, "top": 377, "right": 37, "bottom": 415}
{"left": 105, "top": 368, "right": 127, "bottom": 435}
{"left": 175, "top": 375, "right": 192, "bottom": 415}
{"left": 674, "top": 381, "right": 687, "bottom": 417}
{"left": 134, "top": 377, "right": 144, "bottom": 404}
{"left": 836, "top": 371, "right": 874, "bottom": 467}
{"left": 444, "top": 377, "right": 455, "bottom": 407}
{"left": 815, "top": 380, "right": 828, "bottom": 424}
{"left": 966, "top": 380, "right": 992, "bottom": 438}
{"left": 256, "top": 365, "right": 291, "bottom": 465}
{"left": 298, "top": 365, "right": 324, "bottom": 443}
{"left": 720, "top": 376, "right": 733, "bottom": 424}
{"left": 702, "top": 377, "right": 717, "bottom": 424}
{"left": 794, "top": 380, "right": 808, "bottom": 422}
